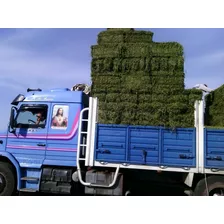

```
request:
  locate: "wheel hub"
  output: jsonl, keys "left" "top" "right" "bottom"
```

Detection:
{"left": 0, "top": 173, "right": 6, "bottom": 193}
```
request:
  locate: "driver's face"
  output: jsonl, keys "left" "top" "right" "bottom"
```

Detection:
{"left": 36, "top": 113, "right": 42, "bottom": 121}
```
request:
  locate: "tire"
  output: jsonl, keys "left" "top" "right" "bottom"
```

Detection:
{"left": 193, "top": 176, "right": 224, "bottom": 196}
{"left": 0, "top": 162, "right": 16, "bottom": 196}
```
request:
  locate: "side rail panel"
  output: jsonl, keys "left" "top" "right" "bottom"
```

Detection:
{"left": 94, "top": 124, "right": 197, "bottom": 169}
{"left": 204, "top": 128, "right": 224, "bottom": 171}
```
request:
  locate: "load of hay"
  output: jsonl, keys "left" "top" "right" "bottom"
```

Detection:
{"left": 205, "top": 84, "right": 224, "bottom": 127}
{"left": 91, "top": 28, "right": 202, "bottom": 128}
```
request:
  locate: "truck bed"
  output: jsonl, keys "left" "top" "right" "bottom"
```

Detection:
{"left": 94, "top": 124, "right": 196, "bottom": 168}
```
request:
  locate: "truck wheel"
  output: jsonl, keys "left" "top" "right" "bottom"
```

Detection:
{"left": 193, "top": 176, "right": 224, "bottom": 196}
{"left": 0, "top": 162, "right": 16, "bottom": 196}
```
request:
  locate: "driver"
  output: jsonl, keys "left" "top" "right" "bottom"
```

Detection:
{"left": 36, "top": 111, "right": 46, "bottom": 125}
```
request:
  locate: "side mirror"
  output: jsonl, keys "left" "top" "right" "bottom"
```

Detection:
{"left": 9, "top": 107, "right": 17, "bottom": 131}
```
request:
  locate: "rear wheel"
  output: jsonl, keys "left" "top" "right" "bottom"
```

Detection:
{"left": 193, "top": 176, "right": 224, "bottom": 196}
{"left": 0, "top": 162, "right": 16, "bottom": 196}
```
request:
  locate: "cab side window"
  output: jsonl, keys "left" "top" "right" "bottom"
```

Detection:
{"left": 15, "top": 104, "right": 48, "bottom": 129}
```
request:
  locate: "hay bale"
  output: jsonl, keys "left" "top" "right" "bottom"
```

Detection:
{"left": 151, "top": 71, "right": 184, "bottom": 77}
{"left": 122, "top": 43, "right": 151, "bottom": 58}
{"left": 138, "top": 94, "right": 152, "bottom": 103}
{"left": 151, "top": 57, "right": 184, "bottom": 71}
{"left": 91, "top": 45, "right": 123, "bottom": 59}
{"left": 106, "top": 28, "right": 134, "bottom": 32}
{"left": 167, "top": 102, "right": 189, "bottom": 115}
{"left": 91, "top": 75, "right": 121, "bottom": 85}
{"left": 92, "top": 83, "right": 121, "bottom": 94}
{"left": 151, "top": 85, "right": 184, "bottom": 95}
{"left": 98, "top": 30, "right": 153, "bottom": 45}
{"left": 151, "top": 76, "right": 185, "bottom": 86}
{"left": 105, "top": 93, "right": 121, "bottom": 103}
{"left": 122, "top": 75, "right": 152, "bottom": 93}
{"left": 205, "top": 84, "right": 224, "bottom": 127}
{"left": 151, "top": 42, "right": 184, "bottom": 57}
{"left": 121, "top": 93, "right": 138, "bottom": 103}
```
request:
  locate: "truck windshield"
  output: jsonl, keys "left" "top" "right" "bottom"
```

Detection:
{"left": 15, "top": 104, "right": 48, "bottom": 129}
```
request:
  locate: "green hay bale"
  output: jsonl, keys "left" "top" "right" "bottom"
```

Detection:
{"left": 121, "top": 93, "right": 138, "bottom": 103}
{"left": 113, "top": 58, "right": 122, "bottom": 72}
{"left": 92, "top": 83, "right": 121, "bottom": 94}
{"left": 106, "top": 28, "right": 134, "bottom": 32}
{"left": 102, "top": 102, "right": 138, "bottom": 112}
{"left": 206, "top": 84, "right": 224, "bottom": 105}
{"left": 145, "top": 58, "right": 151, "bottom": 72}
{"left": 91, "top": 45, "right": 123, "bottom": 59}
{"left": 98, "top": 32, "right": 125, "bottom": 44}
{"left": 167, "top": 57, "right": 184, "bottom": 71}
{"left": 151, "top": 94, "right": 189, "bottom": 104}
{"left": 99, "top": 102, "right": 123, "bottom": 112}
{"left": 206, "top": 114, "right": 224, "bottom": 127}
{"left": 92, "top": 42, "right": 183, "bottom": 59}
{"left": 184, "top": 89, "right": 203, "bottom": 104}
{"left": 205, "top": 85, "right": 224, "bottom": 127}
{"left": 151, "top": 42, "right": 184, "bottom": 57}
{"left": 138, "top": 103, "right": 155, "bottom": 112}
{"left": 159, "top": 57, "right": 168, "bottom": 70}
{"left": 91, "top": 75, "right": 121, "bottom": 85}
{"left": 91, "top": 59, "right": 104, "bottom": 73}
{"left": 113, "top": 58, "right": 144, "bottom": 72}
{"left": 93, "top": 93, "right": 107, "bottom": 102}
{"left": 98, "top": 30, "right": 153, "bottom": 45}
{"left": 122, "top": 75, "right": 152, "bottom": 93}
{"left": 121, "top": 111, "right": 136, "bottom": 121}
{"left": 151, "top": 71, "right": 184, "bottom": 77}
{"left": 103, "top": 58, "right": 114, "bottom": 72}
{"left": 91, "top": 83, "right": 107, "bottom": 93}
{"left": 124, "top": 31, "right": 153, "bottom": 43}
{"left": 151, "top": 76, "right": 185, "bottom": 86}
{"left": 167, "top": 102, "right": 189, "bottom": 115}
{"left": 122, "top": 102, "right": 138, "bottom": 111}
{"left": 91, "top": 58, "right": 114, "bottom": 73}
{"left": 188, "top": 94, "right": 203, "bottom": 104}
{"left": 122, "top": 44, "right": 151, "bottom": 58}
{"left": 99, "top": 110, "right": 122, "bottom": 124}
{"left": 151, "top": 57, "right": 160, "bottom": 71}
{"left": 151, "top": 85, "right": 184, "bottom": 95}
{"left": 168, "top": 113, "right": 195, "bottom": 128}
{"left": 138, "top": 94, "right": 152, "bottom": 103}
{"left": 105, "top": 93, "right": 121, "bottom": 102}
{"left": 151, "top": 57, "right": 184, "bottom": 71}
{"left": 136, "top": 112, "right": 169, "bottom": 127}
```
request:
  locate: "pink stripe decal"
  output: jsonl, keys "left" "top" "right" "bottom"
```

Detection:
{"left": 7, "top": 145, "right": 77, "bottom": 152}
{"left": 7, "top": 145, "right": 45, "bottom": 150}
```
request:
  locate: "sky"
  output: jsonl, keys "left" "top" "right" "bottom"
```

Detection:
{"left": 0, "top": 28, "right": 223, "bottom": 130}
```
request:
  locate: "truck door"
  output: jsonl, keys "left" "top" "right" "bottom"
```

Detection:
{"left": 45, "top": 103, "right": 81, "bottom": 167}
{"left": 6, "top": 103, "right": 50, "bottom": 167}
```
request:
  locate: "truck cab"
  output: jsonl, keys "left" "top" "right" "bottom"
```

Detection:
{"left": 0, "top": 88, "right": 89, "bottom": 195}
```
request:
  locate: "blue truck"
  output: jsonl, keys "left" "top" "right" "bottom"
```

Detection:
{"left": 0, "top": 86, "right": 224, "bottom": 196}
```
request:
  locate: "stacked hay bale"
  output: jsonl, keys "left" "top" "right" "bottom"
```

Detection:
{"left": 205, "top": 84, "right": 224, "bottom": 127}
{"left": 91, "top": 28, "right": 202, "bottom": 128}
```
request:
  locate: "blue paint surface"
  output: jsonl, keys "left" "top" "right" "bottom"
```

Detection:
{"left": 205, "top": 128, "right": 224, "bottom": 169}
{"left": 95, "top": 124, "right": 196, "bottom": 168}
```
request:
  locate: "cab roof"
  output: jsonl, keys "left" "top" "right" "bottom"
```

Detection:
{"left": 23, "top": 88, "right": 89, "bottom": 104}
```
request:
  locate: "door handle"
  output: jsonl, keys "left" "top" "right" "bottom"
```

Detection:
{"left": 0, "top": 140, "right": 3, "bottom": 144}
{"left": 37, "top": 143, "right": 46, "bottom": 147}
